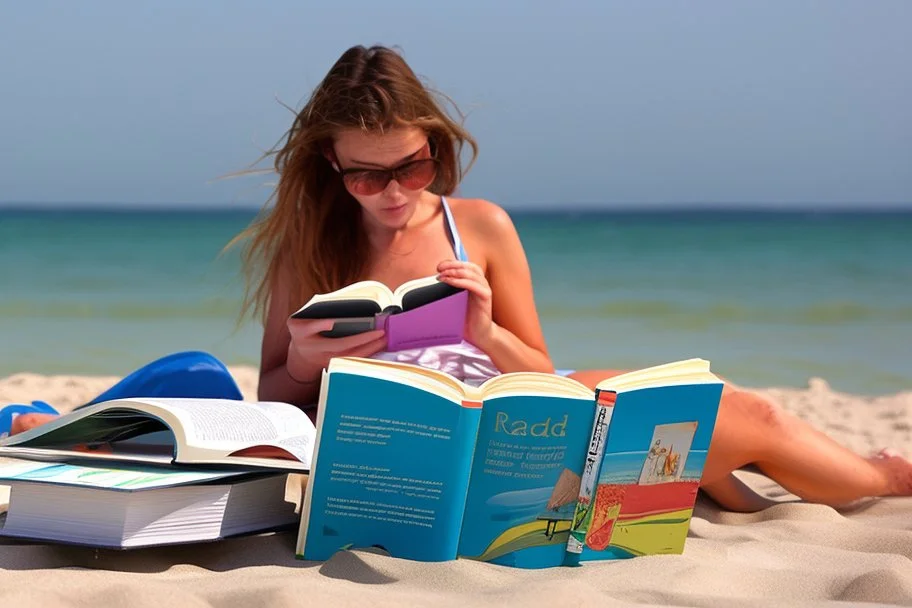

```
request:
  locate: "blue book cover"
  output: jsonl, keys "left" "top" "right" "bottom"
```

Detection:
{"left": 456, "top": 393, "right": 595, "bottom": 569}
{"left": 296, "top": 357, "right": 724, "bottom": 568}
{"left": 296, "top": 368, "right": 483, "bottom": 562}
{"left": 565, "top": 381, "right": 723, "bottom": 564}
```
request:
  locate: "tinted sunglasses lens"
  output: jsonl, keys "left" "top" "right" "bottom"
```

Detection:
{"left": 397, "top": 159, "right": 437, "bottom": 190}
{"left": 343, "top": 171, "right": 390, "bottom": 196}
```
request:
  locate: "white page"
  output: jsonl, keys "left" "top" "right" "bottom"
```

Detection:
{"left": 134, "top": 398, "right": 315, "bottom": 449}
{"left": 274, "top": 435, "right": 315, "bottom": 463}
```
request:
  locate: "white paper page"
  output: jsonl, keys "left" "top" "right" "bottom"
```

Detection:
{"left": 134, "top": 398, "right": 315, "bottom": 452}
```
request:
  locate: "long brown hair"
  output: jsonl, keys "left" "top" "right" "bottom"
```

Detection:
{"left": 227, "top": 45, "right": 478, "bottom": 325}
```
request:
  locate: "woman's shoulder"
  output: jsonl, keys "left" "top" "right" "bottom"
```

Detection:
{"left": 444, "top": 197, "right": 525, "bottom": 270}
{"left": 445, "top": 197, "right": 518, "bottom": 239}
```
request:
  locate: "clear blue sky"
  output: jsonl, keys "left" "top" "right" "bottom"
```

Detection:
{"left": 1, "top": 1, "right": 910, "bottom": 209}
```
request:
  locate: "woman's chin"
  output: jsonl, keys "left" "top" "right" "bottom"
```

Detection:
{"left": 369, "top": 203, "right": 414, "bottom": 228}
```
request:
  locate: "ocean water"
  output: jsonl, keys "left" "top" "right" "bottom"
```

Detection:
{"left": 1, "top": 208, "right": 909, "bottom": 395}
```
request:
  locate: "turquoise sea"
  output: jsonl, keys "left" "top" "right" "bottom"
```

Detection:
{"left": 1, "top": 208, "right": 909, "bottom": 395}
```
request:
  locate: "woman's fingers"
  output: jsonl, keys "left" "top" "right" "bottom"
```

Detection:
{"left": 345, "top": 334, "right": 390, "bottom": 359}
{"left": 287, "top": 318, "right": 336, "bottom": 337}
{"left": 437, "top": 260, "right": 484, "bottom": 278}
{"left": 10, "top": 413, "right": 59, "bottom": 436}
{"left": 322, "top": 329, "right": 386, "bottom": 353}
{"left": 288, "top": 317, "right": 384, "bottom": 349}
{"left": 437, "top": 275, "right": 491, "bottom": 300}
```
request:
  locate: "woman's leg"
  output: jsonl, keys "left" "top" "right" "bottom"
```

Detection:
{"left": 568, "top": 370, "right": 912, "bottom": 511}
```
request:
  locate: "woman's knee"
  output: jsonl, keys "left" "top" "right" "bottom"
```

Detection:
{"left": 724, "top": 389, "right": 790, "bottom": 435}
{"left": 704, "top": 390, "right": 788, "bottom": 473}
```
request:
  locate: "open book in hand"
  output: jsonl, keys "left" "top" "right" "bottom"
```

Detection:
{"left": 0, "top": 398, "right": 316, "bottom": 472}
{"left": 296, "top": 356, "right": 724, "bottom": 568}
{"left": 290, "top": 275, "right": 468, "bottom": 351}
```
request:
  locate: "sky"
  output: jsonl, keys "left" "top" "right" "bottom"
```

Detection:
{"left": 1, "top": 1, "right": 910, "bottom": 210}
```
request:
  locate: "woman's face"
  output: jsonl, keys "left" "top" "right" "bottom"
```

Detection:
{"left": 330, "top": 126, "right": 436, "bottom": 230}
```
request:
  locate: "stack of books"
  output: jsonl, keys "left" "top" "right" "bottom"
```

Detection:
{"left": 0, "top": 397, "right": 316, "bottom": 549}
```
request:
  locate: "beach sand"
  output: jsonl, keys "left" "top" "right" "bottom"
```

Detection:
{"left": 2, "top": 368, "right": 911, "bottom": 607}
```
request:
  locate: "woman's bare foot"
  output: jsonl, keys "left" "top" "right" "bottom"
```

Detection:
{"left": 868, "top": 448, "right": 912, "bottom": 497}
{"left": 9, "top": 413, "right": 59, "bottom": 436}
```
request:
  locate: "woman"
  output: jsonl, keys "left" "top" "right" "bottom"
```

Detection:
{"left": 13, "top": 45, "right": 912, "bottom": 511}
{"left": 239, "top": 44, "right": 912, "bottom": 511}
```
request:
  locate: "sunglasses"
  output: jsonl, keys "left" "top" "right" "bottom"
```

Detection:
{"left": 333, "top": 143, "right": 439, "bottom": 196}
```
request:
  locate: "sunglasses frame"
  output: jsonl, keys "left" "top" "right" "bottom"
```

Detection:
{"left": 331, "top": 142, "right": 439, "bottom": 196}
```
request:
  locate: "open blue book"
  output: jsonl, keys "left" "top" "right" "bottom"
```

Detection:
{"left": 295, "top": 357, "right": 724, "bottom": 569}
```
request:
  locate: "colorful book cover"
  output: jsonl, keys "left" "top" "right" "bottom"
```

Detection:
{"left": 568, "top": 382, "right": 723, "bottom": 563}
{"left": 456, "top": 393, "right": 596, "bottom": 568}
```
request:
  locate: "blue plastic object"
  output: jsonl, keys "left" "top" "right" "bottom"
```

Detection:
{"left": 83, "top": 350, "right": 243, "bottom": 406}
{"left": 0, "top": 351, "right": 243, "bottom": 438}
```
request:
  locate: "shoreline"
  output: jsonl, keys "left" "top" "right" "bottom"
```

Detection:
{"left": 2, "top": 366, "right": 909, "bottom": 460}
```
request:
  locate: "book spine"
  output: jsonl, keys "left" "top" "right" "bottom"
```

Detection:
{"left": 565, "top": 390, "right": 617, "bottom": 555}
{"left": 375, "top": 311, "right": 392, "bottom": 333}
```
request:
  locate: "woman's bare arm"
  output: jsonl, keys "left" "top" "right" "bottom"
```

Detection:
{"left": 257, "top": 274, "right": 322, "bottom": 410}
{"left": 457, "top": 199, "right": 555, "bottom": 374}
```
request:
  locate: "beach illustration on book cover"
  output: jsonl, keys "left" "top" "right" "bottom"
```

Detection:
{"left": 470, "top": 421, "right": 703, "bottom": 564}
{"left": 466, "top": 468, "right": 582, "bottom": 563}
{"left": 569, "top": 420, "right": 702, "bottom": 559}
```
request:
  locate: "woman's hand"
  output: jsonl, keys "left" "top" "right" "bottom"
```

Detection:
{"left": 10, "top": 413, "right": 59, "bottom": 436}
{"left": 437, "top": 259, "right": 495, "bottom": 349}
{"left": 285, "top": 318, "right": 387, "bottom": 383}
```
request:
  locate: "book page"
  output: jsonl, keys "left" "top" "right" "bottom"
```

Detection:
{"left": 129, "top": 398, "right": 315, "bottom": 458}
{"left": 595, "top": 358, "right": 715, "bottom": 392}
{"left": 292, "top": 280, "right": 393, "bottom": 315}
{"left": 329, "top": 357, "right": 468, "bottom": 402}
{"left": 392, "top": 274, "right": 437, "bottom": 297}
{"left": 274, "top": 435, "right": 314, "bottom": 463}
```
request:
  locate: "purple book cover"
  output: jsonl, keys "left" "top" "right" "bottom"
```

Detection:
{"left": 380, "top": 290, "right": 469, "bottom": 351}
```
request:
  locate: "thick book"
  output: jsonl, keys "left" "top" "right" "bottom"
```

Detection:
{"left": 0, "top": 398, "right": 316, "bottom": 472}
{"left": 290, "top": 275, "right": 468, "bottom": 351}
{"left": 295, "top": 356, "right": 723, "bottom": 568}
{"left": 0, "top": 461, "right": 297, "bottom": 548}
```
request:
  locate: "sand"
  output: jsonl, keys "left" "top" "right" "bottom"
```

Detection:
{"left": 2, "top": 367, "right": 911, "bottom": 607}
